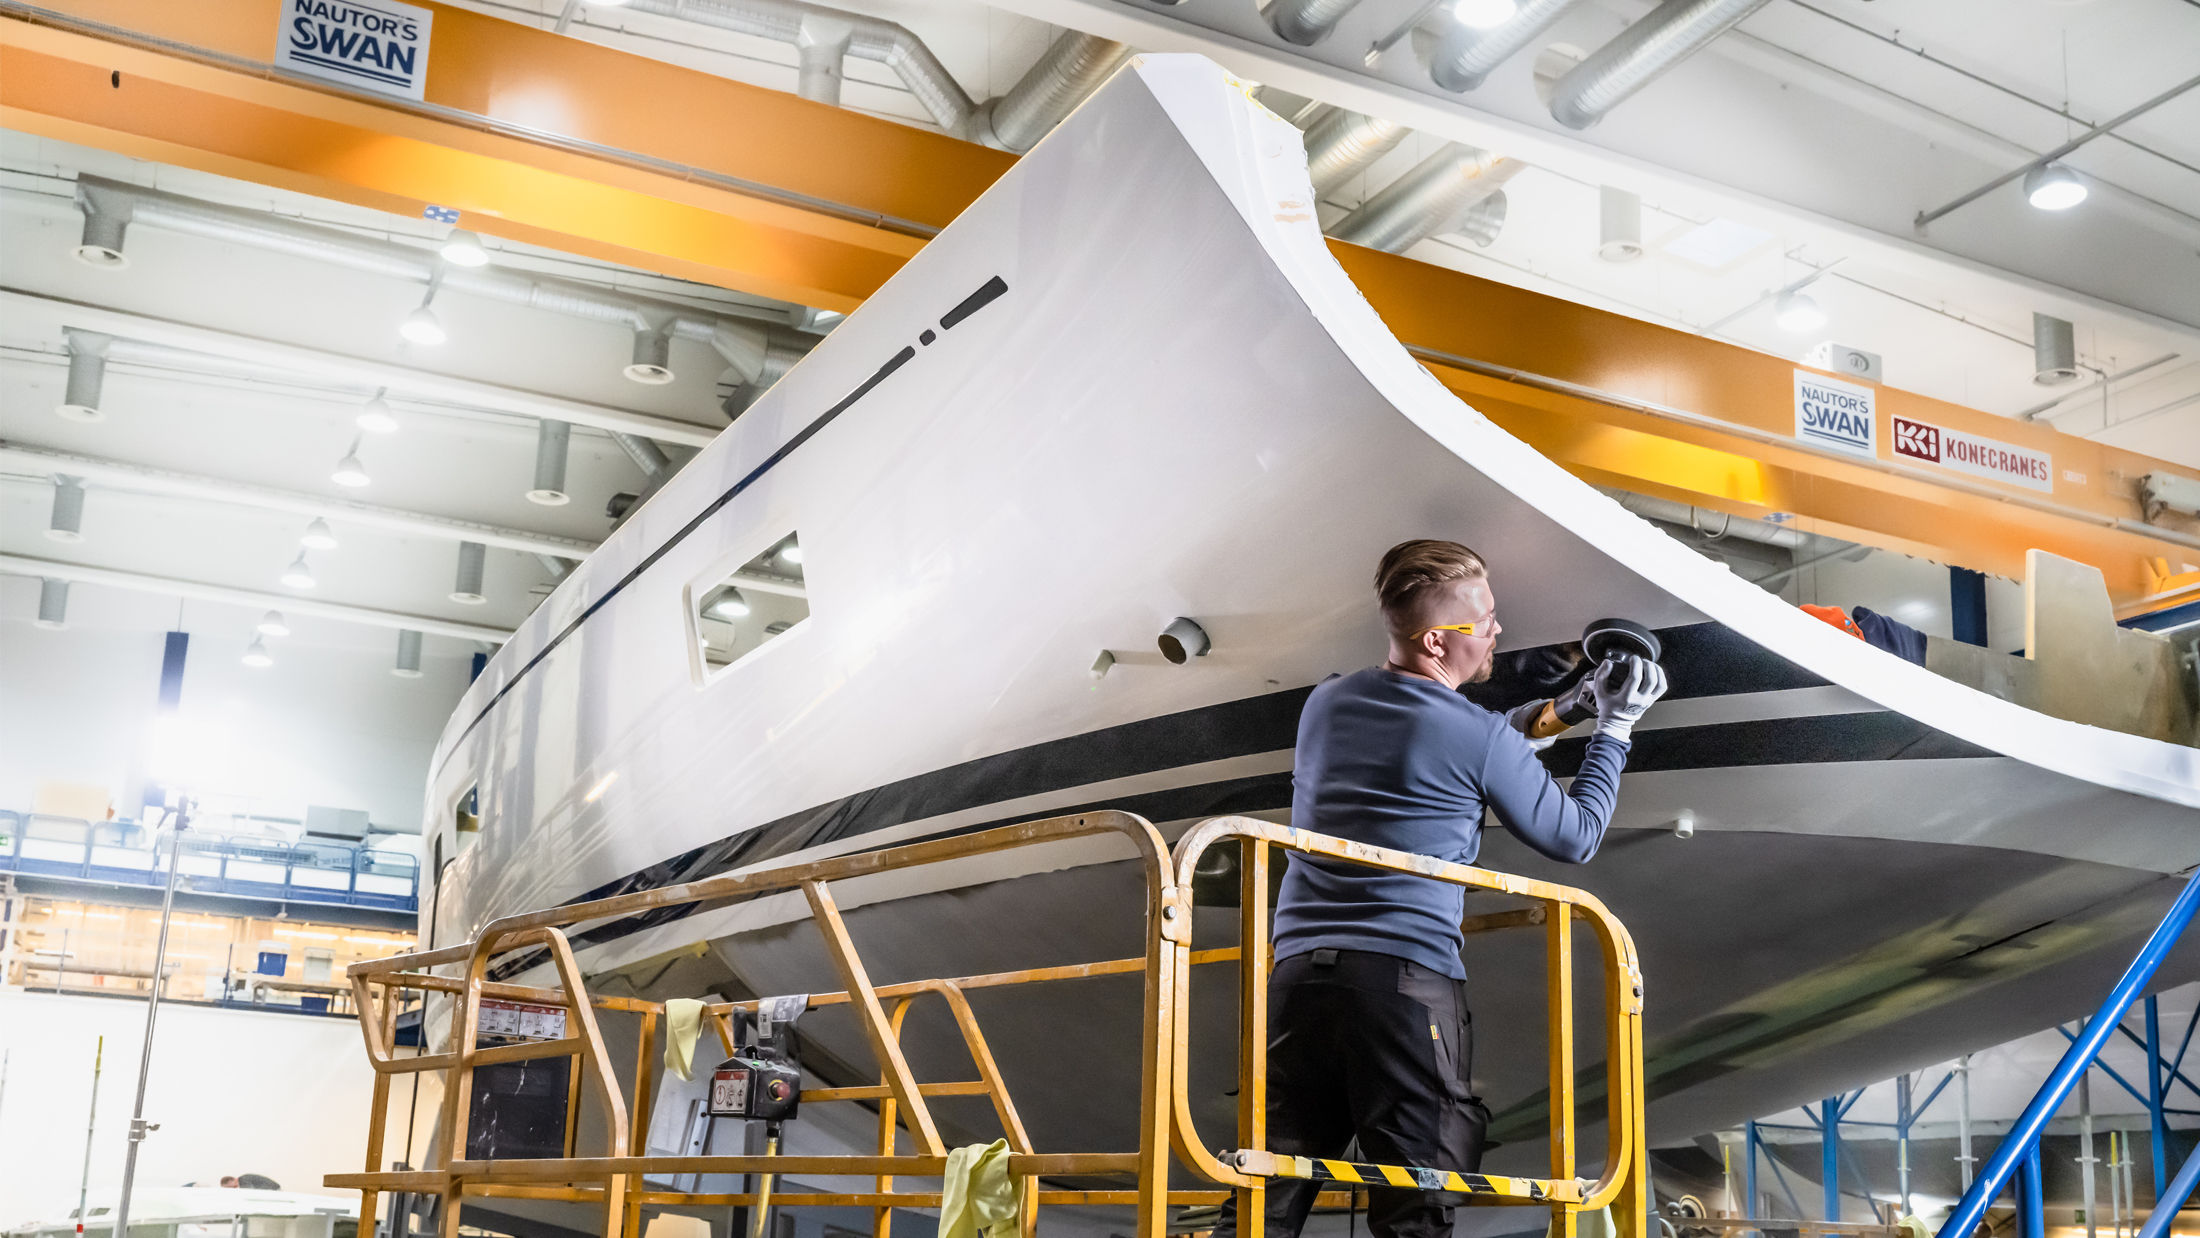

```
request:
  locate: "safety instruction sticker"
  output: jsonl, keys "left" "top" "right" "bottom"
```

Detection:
{"left": 1892, "top": 415, "right": 2053, "bottom": 492}
{"left": 478, "top": 999, "right": 567, "bottom": 1040}
{"left": 277, "top": 0, "right": 433, "bottom": 102}
{"left": 711, "top": 1068, "right": 751, "bottom": 1116}
{"left": 1794, "top": 370, "right": 1877, "bottom": 458}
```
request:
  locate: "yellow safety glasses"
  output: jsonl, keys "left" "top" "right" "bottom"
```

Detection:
{"left": 1412, "top": 619, "right": 1493, "bottom": 640}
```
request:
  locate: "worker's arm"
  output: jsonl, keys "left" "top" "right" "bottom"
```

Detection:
{"left": 1480, "top": 658, "right": 1667, "bottom": 863}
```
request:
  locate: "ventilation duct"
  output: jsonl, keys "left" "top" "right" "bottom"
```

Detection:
{"left": 620, "top": 0, "right": 977, "bottom": 132}
{"left": 72, "top": 176, "right": 799, "bottom": 390}
{"left": 48, "top": 476, "right": 85, "bottom": 542}
{"left": 1302, "top": 110, "right": 1409, "bottom": 195}
{"left": 723, "top": 341, "right": 810, "bottom": 419}
{"left": 394, "top": 629, "right": 425, "bottom": 678}
{"left": 2034, "top": 313, "right": 2081, "bottom": 385}
{"left": 1429, "top": 0, "right": 1580, "bottom": 92}
{"left": 531, "top": 421, "right": 573, "bottom": 506}
{"left": 73, "top": 179, "right": 132, "bottom": 267}
{"left": 976, "top": 33, "right": 1131, "bottom": 152}
{"left": 1547, "top": 0, "right": 1770, "bottom": 129}
{"left": 1330, "top": 145, "right": 1524, "bottom": 253}
{"left": 1598, "top": 185, "right": 1644, "bottom": 261}
{"left": 1263, "top": 0, "right": 1365, "bottom": 46}
{"left": 36, "top": 578, "right": 69, "bottom": 629}
{"left": 452, "top": 542, "right": 488, "bottom": 605}
{"left": 1450, "top": 191, "right": 1509, "bottom": 248}
{"left": 613, "top": 433, "right": 672, "bottom": 478}
{"left": 58, "top": 328, "right": 110, "bottom": 421}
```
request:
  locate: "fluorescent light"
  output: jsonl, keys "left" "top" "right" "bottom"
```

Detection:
{"left": 331, "top": 442, "right": 371, "bottom": 488}
{"left": 300, "top": 518, "right": 339, "bottom": 551}
{"left": 708, "top": 588, "right": 750, "bottom": 620}
{"left": 242, "top": 636, "right": 273, "bottom": 668}
{"left": 257, "top": 610, "right": 290, "bottom": 638}
{"left": 2024, "top": 163, "right": 2087, "bottom": 211}
{"left": 778, "top": 542, "right": 803, "bottom": 565}
{"left": 399, "top": 305, "right": 447, "bottom": 346}
{"left": 356, "top": 396, "right": 400, "bottom": 434}
{"left": 281, "top": 553, "right": 316, "bottom": 590}
{"left": 583, "top": 771, "right": 619, "bottom": 803}
{"left": 438, "top": 229, "right": 489, "bottom": 267}
{"left": 1453, "top": 0, "right": 1517, "bottom": 27}
{"left": 1774, "top": 290, "right": 1827, "bottom": 334}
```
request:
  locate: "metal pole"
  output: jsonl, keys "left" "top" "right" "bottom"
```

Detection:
{"left": 76, "top": 1036, "right": 103, "bottom": 1238}
{"left": 1958, "top": 1054, "right": 1975, "bottom": 1190}
{"left": 2147, "top": 997, "right": 2169, "bottom": 1199}
{"left": 1746, "top": 1121, "right": 1761, "bottom": 1234}
{"left": 1898, "top": 1073, "right": 1913, "bottom": 1218}
{"left": 2082, "top": 1070, "right": 2099, "bottom": 1238}
{"left": 1913, "top": 72, "right": 2200, "bottom": 228}
{"left": 2135, "top": 1130, "right": 2200, "bottom": 1238}
{"left": 1822, "top": 1098, "right": 1841, "bottom": 1223}
{"left": 110, "top": 802, "right": 190, "bottom": 1237}
{"left": 2018, "top": 1145, "right": 2045, "bottom": 1238}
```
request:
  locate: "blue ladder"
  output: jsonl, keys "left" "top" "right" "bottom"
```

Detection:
{"left": 1935, "top": 869, "right": 2200, "bottom": 1238}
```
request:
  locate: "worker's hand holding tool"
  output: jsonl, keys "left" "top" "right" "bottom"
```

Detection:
{"left": 1505, "top": 700, "right": 1558, "bottom": 751}
{"left": 1590, "top": 656, "right": 1669, "bottom": 741}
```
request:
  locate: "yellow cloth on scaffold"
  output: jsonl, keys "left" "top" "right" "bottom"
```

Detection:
{"left": 942, "top": 1139, "right": 1023, "bottom": 1238}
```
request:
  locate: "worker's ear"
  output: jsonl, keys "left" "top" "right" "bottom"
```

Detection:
{"left": 1419, "top": 628, "right": 1448, "bottom": 660}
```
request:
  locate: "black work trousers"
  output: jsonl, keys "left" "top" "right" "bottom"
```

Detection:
{"left": 1213, "top": 948, "right": 1491, "bottom": 1238}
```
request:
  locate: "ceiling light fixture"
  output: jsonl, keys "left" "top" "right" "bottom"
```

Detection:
{"left": 301, "top": 518, "right": 339, "bottom": 551}
{"left": 242, "top": 636, "right": 274, "bottom": 668}
{"left": 1453, "top": 0, "right": 1518, "bottom": 28}
{"left": 2023, "top": 163, "right": 2088, "bottom": 211}
{"left": 257, "top": 610, "right": 291, "bottom": 638}
{"left": 399, "top": 303, "right": 447, "bottom": 347}
{"left": 709, "top": 588, "right": 750, "bottom": 620}
{"left": 393, "top": 630, "right": 424, "bottom": 678}
{"left": 451, "top": 541, "right": 487, "bottom": 605}
{"left": 35, "top": 578, "right": 68, "bottom": 630}
{"left": 1774, "top": 290, "right": 1827, "bottom": 334}
{"left": 47, "top": 476, "right": 85, "bottom": 542}
{"left": 778, "top": 541, "right": 803, "bottom": 566}
{"left": 331, "top": 439, "right": 371, "bottom": 488}
{"left": 281, "top": 553, "right": 317, "bottom": 590}
{"left": 438, "top": 229, "right": 490, "bottom": 267}
{"left": 356, "top": 392, "right": 400, "bottom": 434}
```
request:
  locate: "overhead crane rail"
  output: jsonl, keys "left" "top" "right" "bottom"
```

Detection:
{"left": 329, "top": 809, "right": 1649, "bottom": 1238}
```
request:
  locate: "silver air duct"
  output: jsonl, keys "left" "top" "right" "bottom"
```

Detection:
{"left": 48, "top": 476, "right": 85, "bottom": 542}
{"left": 1451, "top": 191, "right": 1508, "bottom": 248}
{"left": 620, "top": 0, "right": 977, "bottom": 133}
{"left": 2034, "top": 313, "right": 2081, "bottom": 386}
{"left": 1599, "top": 185, "right": 1644, "bottom": 261}
{"left": 976, "top": 33, "right": 1131, "bottom": 152}
{"left": 1548, "top": 0, "right": 1770, "bottom": 130}
{"left": 394, "top": 629, "right": 425, "bottom": 678}
{"left": 613, "top": 433, "right": 673, "bottom": 478}
{"left": 1330, "top": 145, "right": 1523, "bottom": 253}
{"left": 1430, "top": 0, "right": 1581, "bottom": 93}
{"left": 724, "top": 341, "right": 809, "bottom": 419}
{"left": 627, "top": 328, "right": 676, "bottom": 384}
{"left": 74, "top": 179, "right": 132, "bottom": 267}
{"left": 1263, "top": 0, "right": 1365, "bottom": 46}
{"left": 36, "top": 578, "right": 69, "bottom": 630}
{"left": 1302, "top": 110, "right": 1409, "bottom": 195}
{"left": 58, "top": 328, "right": 110, "bottom": 421}
{"left": 452, "top": 542, "right": 488, "bottom": 605}
{"left": 531, "top": 421, "right": 572, "bottom": 506}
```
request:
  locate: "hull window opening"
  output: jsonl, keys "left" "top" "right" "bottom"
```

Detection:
{"left": 454, "top": 784, "right": 482, "bottom": 855}
{"left": 692, "top": 532, "right": 810, "bottom": 680}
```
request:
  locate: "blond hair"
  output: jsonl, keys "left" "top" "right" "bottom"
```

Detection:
{"left": 1374, "top": 539, "right": 1488, "bottom": 637}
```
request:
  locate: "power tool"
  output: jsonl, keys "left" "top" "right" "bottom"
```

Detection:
{"left": 1523, "top": 617, "right": 1663, "bottom": 740}
{"left": 706, "top": 1003, "right": 803, "bottom": 1124}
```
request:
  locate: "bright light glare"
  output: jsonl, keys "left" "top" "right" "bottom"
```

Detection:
{"left": 438, "top": 229, "right": 490, "bottom": 267}
{"left": 356, "top": 397, "right": 400, "bottom": 434}
{"left": 331, "top": 450, "right": 371, "bottom": 488}
{"left": 1452, "top": 0, "right": 1517, "bottom": 27}
{"left": 709, "top": 589, "right": 750, "bottom": 620}
{"left": 2024, "top": 163, "right": 2087, "bottom": 211}
{"left": 242, "top": 637, "right": 273, "bottom": 668}
{"left": 398, "top": 306, "right": 447, "bottom": 346}
{"left": 1774, "top": 290, "right": 1827, "bottom": 334}
{"left": 301, "top": 518, "right": 339, "bottom": 551}
{"left": 778, "top": 542, "right": 803, "bottom": 565}
{"left": 281, "top": 554, "right": 316, "bottom": 590}
{"left": 257, "top": 610, "right": 290, "bottom": 638}
{"left": 148, "top": 712, "right": 234, "bottom": 791}
{"left": 583, "top": 771, "right": 620, "bottom": 803}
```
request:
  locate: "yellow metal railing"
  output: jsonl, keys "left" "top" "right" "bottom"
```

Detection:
{"left": 328, "top": 809, "right": 1647, "bottom": 1238}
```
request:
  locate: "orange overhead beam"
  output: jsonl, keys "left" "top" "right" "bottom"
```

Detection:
{"left": 4, "top": 1, "right": 2196, "bottom": 604}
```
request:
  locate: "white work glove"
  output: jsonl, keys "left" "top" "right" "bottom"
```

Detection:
{"left": 1589, "top": 657, "right": 1668, "bottom": 742}
{"left": 1503, "top": 700, "right": 1557, "bottom": 752}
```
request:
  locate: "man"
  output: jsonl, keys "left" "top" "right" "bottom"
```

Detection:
{"left": 1221, "top": 538, "right": 1667, "bottom": 1238}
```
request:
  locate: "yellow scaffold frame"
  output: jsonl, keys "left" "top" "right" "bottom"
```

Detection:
{"left": 327, "top": 809, "right": 1648, "bottom": 1238}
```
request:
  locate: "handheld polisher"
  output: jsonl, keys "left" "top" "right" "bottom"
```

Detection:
{"left": 1523, "top": 617, "right": 1663, "bottom": 740}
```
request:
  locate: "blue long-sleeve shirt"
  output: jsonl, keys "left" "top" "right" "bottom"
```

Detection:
{"left": 1272, "top": 668, "right": 1632, "bottom": 979}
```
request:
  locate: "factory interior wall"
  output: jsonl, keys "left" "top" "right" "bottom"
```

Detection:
{"left": 0, "top": 583, "right": 473, "bottom": 833}
{"left": 0, "top": 989, "right": 408, "bottom": 1221}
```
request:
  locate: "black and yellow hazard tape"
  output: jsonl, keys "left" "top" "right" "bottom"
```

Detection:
{"left": 1264, "top": 1155, "right": 1550, "bottom": 1199}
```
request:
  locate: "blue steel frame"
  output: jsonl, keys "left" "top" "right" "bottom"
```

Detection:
{"left": 1935, "top": 870, "right": 2200, "bottom": 1238}
{"left": 0, "top": 810, "right": 418, "bottom": 912}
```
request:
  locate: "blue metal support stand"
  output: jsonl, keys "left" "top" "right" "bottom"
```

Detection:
{"left": 1746, "top": 1122, "right": 1761, "bottom": 1227}
{"left": 2017, "top": 1146, "right": 2045, "bottom": 1238}
{"left": 2148, "top": 996, "right": 2170, "bottom": 1197}
{"left": 1823, "top": 1097, "right": 1843, "bottom": 1223}
{"left": 2137, "top": 1118, "right": 2200, "bottom": 1238}
{"left": 1935, "top": 870, "right": 2200, "bottom": 1238}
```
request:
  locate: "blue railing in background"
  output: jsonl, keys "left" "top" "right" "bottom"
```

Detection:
{"left": 1935, "top": 870, "right": 2200, "bottom": 1238}
{"left": 0, "top": 810, "right": 419, "bottom": 912}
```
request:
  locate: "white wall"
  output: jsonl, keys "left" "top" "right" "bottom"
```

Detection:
{"left": 0, "top": 990, "right": 409, "bottom": 1224}
{"left": 0, "top": 578, "right": 473, "bottom": 832}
